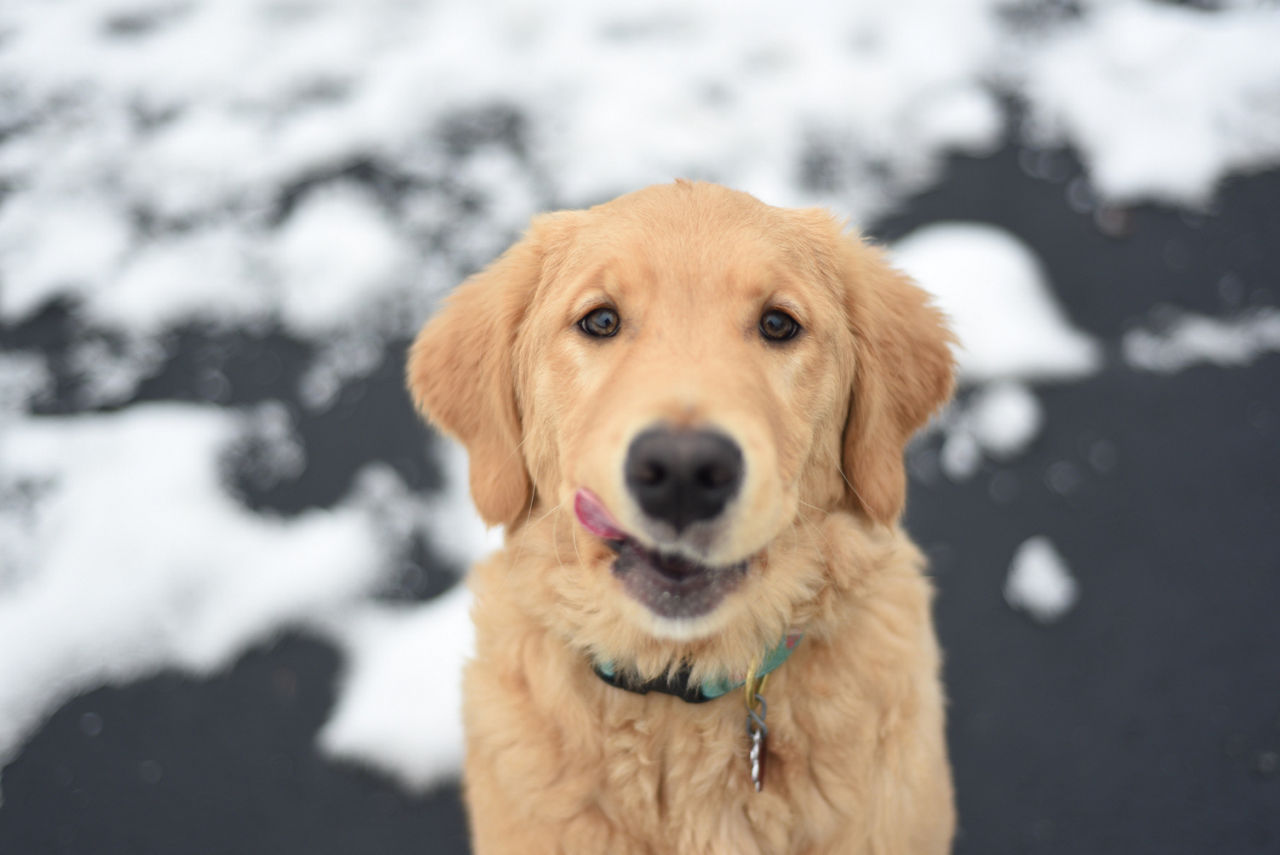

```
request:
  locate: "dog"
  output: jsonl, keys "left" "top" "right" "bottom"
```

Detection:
{"left": 407, "top": 181, "right": 956, "bottom": 854}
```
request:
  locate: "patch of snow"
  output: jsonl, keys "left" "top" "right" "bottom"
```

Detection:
{"left": 1004, "top": 536, "right": 1079, "bottom": 624}
{"left": 0, "top": 352, "right": 51, "bottom": 418}
{"left": 892, "top": 223, "right": 1101, "bottom": 383}
{"left": 1023, "top": 0, "right": 1280, "bottom": 207}
{"left": 306, "top": 441, "right": 494, "bottom": 790}
{"left": 938, "top": 382, "right": 1044, "bottom": 481}
{"left": 95, "top": 226, "right": 273, "bottom": 335}
{"left": 317, "top": 585, "right": 474, "bottom": 791}
{"left": 0, "top": 398, "right": 496, "bottom": 793}
{"left": 304, "top": 441, "right": 495, "bottom": 791}
{"left": 270, "top": 184, "right": 414, "bottom": 338}
{"left": 0, "top": 404, "right": 397, "bottom": 780}
{"left": 1123, "top": 308, "right": 1280, "bottom": 374}
{"left": 968, "top": 382, "right": 1043, "bottom": 459}
{"left": 422, "top": 439, "right": 506, "bottom": 569}
{"left": 940, "top": 429, "right": 983, "bottom": 482}
{"left": 0, "top": 0, "right": 1015, "bottom": 346}
{"left": 0, "top": 195, "right": 132, "bottom": 322}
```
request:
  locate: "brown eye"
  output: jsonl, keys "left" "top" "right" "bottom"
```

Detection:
{"left": 759, "top": 309, "right": 801, "bottom": 342}
{"left": 578, "top": 306, "right": 621, "bottom": 338}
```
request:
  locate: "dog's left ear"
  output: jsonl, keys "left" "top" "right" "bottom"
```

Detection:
{"left": 406, "top": 213, "right": 576, "bottom": 528}
{"left": 835, "top": 233, "right": 955, "bottom": 526}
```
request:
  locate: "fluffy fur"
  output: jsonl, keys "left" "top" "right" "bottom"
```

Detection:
{"left": 407, "top": 181, "right": 957, "bottom": 854}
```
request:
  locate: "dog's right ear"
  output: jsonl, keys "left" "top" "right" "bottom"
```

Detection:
{"left": 406, "top": 214, "right": 574, "bottom": 528}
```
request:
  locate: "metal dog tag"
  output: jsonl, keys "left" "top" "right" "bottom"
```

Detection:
{"left": 746, "top": 695, "right": 768, "bottom": 792}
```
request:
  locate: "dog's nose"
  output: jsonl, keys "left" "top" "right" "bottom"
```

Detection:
{"left": 625, "top": 427, "right": 743, "bottom": 533}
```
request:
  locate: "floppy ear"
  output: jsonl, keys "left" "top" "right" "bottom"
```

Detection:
{"left": 406, "top": 219, "right": 563, "bottom": 528}
{"left": 839, "top": 237, "right": 955, "bottom": 526}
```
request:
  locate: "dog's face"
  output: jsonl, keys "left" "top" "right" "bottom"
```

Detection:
{"left": 409, "top": 183, "right": 952, "bottom": 665}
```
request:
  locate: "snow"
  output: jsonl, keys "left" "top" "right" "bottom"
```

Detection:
{"left": 271, "top": 184, "right": 414, "bottom": 338}
{"left": 0, "top": 353, "right": 51, "bottom": 418}
{"left": 1004, "top": 536, "right": 1079, "bottom": 624}
{"left": 1022, "top": 1, "right": 1280, "bottom": 207}
{"left": 317, "top": 585, "right": 474, "bottom": 791}
{"left": 0, "top": 407, "right": 492, "bottom": 798}
{"left": 1123, "top": 308, "right": 1280, "bottom": 374}
{"left": 419, "top": 440, "right": 507, "bottom": 570}
{"left": 95, "top": 226, "right": 272, "bottom": 334}
{"left": 0, "top": 0, "right": 1279, "bottom": 799}
{"left": 892, "top": 223, "right": 1101, "bottom": 384}
{"left": 938, "top": 382, "right": 1044, "bottom": 481}
{"left": 939, "top": 430, "right": 984, "bottom": 483}
{"left": 0, "top": 0, "right": 1272, "bottom": 406}
{"left": 967, "top": 382, "right": 1044, "bottom": 459}
{"left": 0, "top": 404, "right": 398, "bottom": 781}
{"left": 0, "top": 0, "right": 1016, "bottom": 348}
{"left": 893, "top": 220, "right": 1093, "bottom": 483}
{"left": 0, "top": 196, "right": 132, "bottom": 321}
{"left": 313, "top": 441, "right": 494, "bottom": 789}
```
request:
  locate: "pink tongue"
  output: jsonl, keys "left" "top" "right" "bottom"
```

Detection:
{"left": 574, "top": 489, "right": 627, "bottom": 540}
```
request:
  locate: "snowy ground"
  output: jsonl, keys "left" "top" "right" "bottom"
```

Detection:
{"left": 2, "top": 1, "right": 1279, "bottom": 852}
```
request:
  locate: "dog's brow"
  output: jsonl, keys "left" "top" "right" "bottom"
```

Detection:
{"left": 569, "top": 292, "right": 614, "bottom": 318}
{"left": 764, "top": 295, "right": 809, "bottom": 325}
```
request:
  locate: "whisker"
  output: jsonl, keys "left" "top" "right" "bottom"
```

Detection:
{"left": 834, "top": 464, "right": 869, "bottom": 509}
{"left": 535, "top": 500, "right": 565, "bottom": 524}
{"left": 793, "top": 503, "right": 833, "bottom": 564}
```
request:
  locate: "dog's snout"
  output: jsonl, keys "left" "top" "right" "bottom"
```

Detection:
{"left": 625, "top": 428, "right": 743, "bottom": 533}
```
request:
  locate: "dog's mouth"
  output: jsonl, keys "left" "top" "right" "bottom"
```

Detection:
{"left": 574, "top": 488, "right": 748, "bottom": 620}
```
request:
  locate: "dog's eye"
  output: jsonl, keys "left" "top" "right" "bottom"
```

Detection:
{"left": 759, "top": 309, "right": 801, "bottom": 342}
{"left": 578, "top": 307, "right": 621, "bottom": 338}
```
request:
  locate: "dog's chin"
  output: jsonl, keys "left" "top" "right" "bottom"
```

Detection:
{"left": 605, "top": 537, "right": 749, "bottom": 637}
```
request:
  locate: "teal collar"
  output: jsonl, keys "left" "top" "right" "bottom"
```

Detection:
{"left": 593, "top": 632, "right": 803, "bottom": 704}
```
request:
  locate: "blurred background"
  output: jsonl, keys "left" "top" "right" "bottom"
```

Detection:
{"left": 1, "top": 0, "right": 1278, "bottom": 852}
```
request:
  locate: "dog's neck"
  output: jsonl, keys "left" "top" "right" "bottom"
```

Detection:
{"left": 591, "top": 631, "right": 803, "bottom": 703}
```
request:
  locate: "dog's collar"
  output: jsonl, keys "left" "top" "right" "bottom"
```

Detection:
{"left": 592, "top": 633, "right": 803, "bottom": 704}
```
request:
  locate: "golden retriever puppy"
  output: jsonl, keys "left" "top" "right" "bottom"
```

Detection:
{"left": 407, "top": 181, "right": 956, "bottom": 855}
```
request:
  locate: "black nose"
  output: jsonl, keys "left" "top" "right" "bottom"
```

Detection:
{"left": 624, "top": 427, "right": 743, "bottom": 533}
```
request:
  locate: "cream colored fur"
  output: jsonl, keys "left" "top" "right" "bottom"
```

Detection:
{"left": 408, "top": 181, "right": 956, "bottom": 854}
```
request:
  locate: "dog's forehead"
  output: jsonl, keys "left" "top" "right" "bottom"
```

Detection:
{"left": 561, "top": 187, "right": 832, "bottom": 303}
{"left": 586, "top": 185, "right": 787, "bottom": 254}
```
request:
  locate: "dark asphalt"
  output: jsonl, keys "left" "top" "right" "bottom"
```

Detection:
{"left": 1, "top": 144, "right": 1277, "bottom": 854}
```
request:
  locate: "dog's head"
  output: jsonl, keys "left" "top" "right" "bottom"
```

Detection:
{"left": 408, "top": 182, "right": 952, "bottom": 669}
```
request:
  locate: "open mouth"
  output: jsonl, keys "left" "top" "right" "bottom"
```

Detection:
{"left": 574, "top": 488, "right": 747, "bottom": 620}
